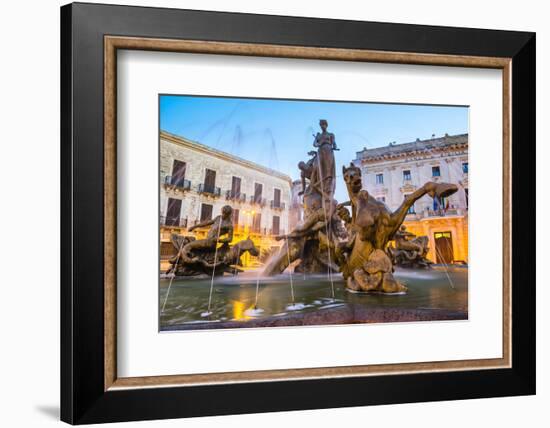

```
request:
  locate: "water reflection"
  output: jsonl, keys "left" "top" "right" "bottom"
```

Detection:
{"left": 160, "top": 266, "right": 467, "bottom": 329}
{"left": 232, "top": 300, "right": 250, "bottom": 321}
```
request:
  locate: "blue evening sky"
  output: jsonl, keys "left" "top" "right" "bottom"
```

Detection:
{"left": 160, "top": 95, "right": 468, "bottom": 201}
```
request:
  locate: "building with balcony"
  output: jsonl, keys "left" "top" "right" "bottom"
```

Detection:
{"left": 353, "top": 133, "right": 469, "bottom": 264}
{"left": 160, "top": 131, "right": 293, "bottom": 270}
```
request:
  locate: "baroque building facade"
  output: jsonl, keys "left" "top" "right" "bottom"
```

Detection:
{"left": 160, "top": 131, "right": 292, "bottom": 270}
{"left": 354, "top": 133, "right": 469, "bottom": 264}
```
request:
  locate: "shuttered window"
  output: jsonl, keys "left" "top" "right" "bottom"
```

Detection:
{"left": 252, "top": 213, "right": 262, "bottom": 233}
{"left": 231, "top": 176, "right": 241, "bottom": 197}
{"left": 254, "top": 183, "right": 263, "bottom": 203}
{"left": 171, "top": 160, "right": 186, "bottom": 186}
{"left": 165, "top": 198, "right": 182, "bottom": 226}
{"left": 272, "top": 216, "right": 280, "bottom": 235}
{"left": 204, "top": 169, "right": 216, "bottom": 193}
{"left": 200, "top": 203, "right": 213, "bottom": 222}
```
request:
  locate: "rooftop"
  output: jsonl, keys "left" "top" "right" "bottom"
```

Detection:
{"left": 355, "top": 133, "right": 468, "bottom": 162}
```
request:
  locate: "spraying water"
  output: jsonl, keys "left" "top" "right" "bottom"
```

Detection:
{"left": 162, "top": 201, "right": 205, "bottom": 313}
{"left": 316, "top": 155, "right": 336, "bottom": 300}
{"left": 432, "top": 231, "right": 456, "bottom": 290}
{"left": 202, "top": 218, "right": 223, "bottom": 317}
{"left": 285, "top": 236, "right": 295, "bottom": 304}
{"left": 161, "top": 250, "right": 180, "bottom": 313}
{"left": 244, "top": 265, "right": 265, "bottom": 317}
{"left": 253, "top": 269, "right": 261, "bottom": 308}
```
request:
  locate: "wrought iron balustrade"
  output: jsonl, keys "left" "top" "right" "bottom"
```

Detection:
{"left": 270, "top": 200, "right": 286, "bottom": 210}
{"left": 225, "top": 191, "right": 247, "bottom": 202}
{"left": 163, "top": 175, "right": 191, "bottom": 191}
{"left": 250, "top": 196, "right": 267, "bottom": 206}
{"left": 198, "top": 183, "right": 221, "bottom": 197}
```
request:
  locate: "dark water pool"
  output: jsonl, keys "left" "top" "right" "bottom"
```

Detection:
{"left": 159, "top": 266, "right": 467, "bottom": 329}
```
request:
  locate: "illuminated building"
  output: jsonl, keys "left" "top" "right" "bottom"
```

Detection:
{"left": 160, "top": 131, "right": 292, "bottom": 271}
{"left": 354, "top": 133, "right": 469, "bottom": 264}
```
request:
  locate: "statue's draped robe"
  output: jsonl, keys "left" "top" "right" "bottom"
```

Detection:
{"left": 307, "top": 132, "right": 336, "bottom": 216}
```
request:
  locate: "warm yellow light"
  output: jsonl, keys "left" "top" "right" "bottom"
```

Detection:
{"left": 232, "top": 300, "right": 251, "bottom": 321}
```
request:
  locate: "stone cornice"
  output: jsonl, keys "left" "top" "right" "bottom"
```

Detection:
{"left": 359, "top": 144, "right": 468, "bottom": 164}
{"left": 161, "top": 130, "right": 293, "bottom": 185}
{"left": 355, "top": 134, "right": 468, "bottom": 164}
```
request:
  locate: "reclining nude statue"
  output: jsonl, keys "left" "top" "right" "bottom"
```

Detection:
{"left": 167, "top": 205, "right": 259, "bottom": 276}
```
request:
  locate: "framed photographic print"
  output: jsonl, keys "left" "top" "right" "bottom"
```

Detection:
{"left": 61, "top": 2, "right": 535, "bottom": 424}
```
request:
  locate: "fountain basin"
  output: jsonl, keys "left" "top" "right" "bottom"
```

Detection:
{"left": 160, "top": 266, "right": 467, "bottom": 331}
{"left": 163, "top": 305, "right": 466, "bottom": 331}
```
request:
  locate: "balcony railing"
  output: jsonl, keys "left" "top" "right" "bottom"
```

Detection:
{"left": 250, "top": 196, "right": 267, "bottom": 207}
{"left": 270, "top": 200, "right": 286, "bottom": 210}
{"left": 198, "top": 183, "right": 221, "bottom": 197}
{"left": 160, "top": 216, "right": 188, "bottom": 228}
{"left": 225, "top": 191, "right": 247, "bottom": 202}
{"left": 163, "top": 175, "right": 191, "bottom": 191}
{"left": 420, "top": 208, "right": 464, "bottom": 218}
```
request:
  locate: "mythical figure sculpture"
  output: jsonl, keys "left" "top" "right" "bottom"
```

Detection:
{"left": 167, "top": 205, "right": 259, "bottom": 276}
{"left": 263, "top": 136, "right": 458, "bottom": 294}
{"left": 337, "top": 163, "right": 457, "bottom": 292}
{"left": 263, "top": 120, "right": 342, "bottom": 275}
{"left": 298, "top": 151, "right": 317, "bottom": 196}
{"left": 387, "top": 226, "right": 432, "bottom": 268}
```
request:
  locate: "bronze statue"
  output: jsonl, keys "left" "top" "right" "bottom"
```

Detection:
{"left": 298, "top": 151, "right": 317, "bottom": 196}
{"left": 262, "top": 123, "right": 459, "bottom": 294}
{"left": 310, "top": 119, "right": 337, "bottom": 205}
{"left": 262, "top": 120, "right": 342, "bottom": 276}
{"left": 387, "top": 226, "right": 432, "bottom": 268}
{"left": 338, "top": 163, "right": 457, "bottom": 293}
{"left": 167, "top": 120, "right": 459, "bottom": 292}
{"left": 167, "top": 205, "right": 259, "bottom": 276}
{"left": 174, "top": 205, "right": 234, "bottom": 265}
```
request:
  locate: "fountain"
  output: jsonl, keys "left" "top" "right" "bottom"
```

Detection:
{"left": 160, "top": 119, "right": 466, "bottom": 330}
{"left": 262, "top": 120, "right": 459, "bottom": 294}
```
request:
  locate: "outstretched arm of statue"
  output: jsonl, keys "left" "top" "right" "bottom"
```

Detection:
{"left": 188, "top": 217, "right": 216, "bottom": 232}
{"left": 389, "top": 181, "right": 458, "bottom": 238}
{"left": 275, "top": 210, "right": 324, "bottom": 241}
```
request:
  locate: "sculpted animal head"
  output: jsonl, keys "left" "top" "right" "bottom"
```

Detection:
{"left": 342, "top": 163, "right": 363, "bottom": 195}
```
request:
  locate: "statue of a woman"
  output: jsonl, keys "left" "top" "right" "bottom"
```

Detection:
{"left": 310, "top": 119, "right": 337, "bottom": 201}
